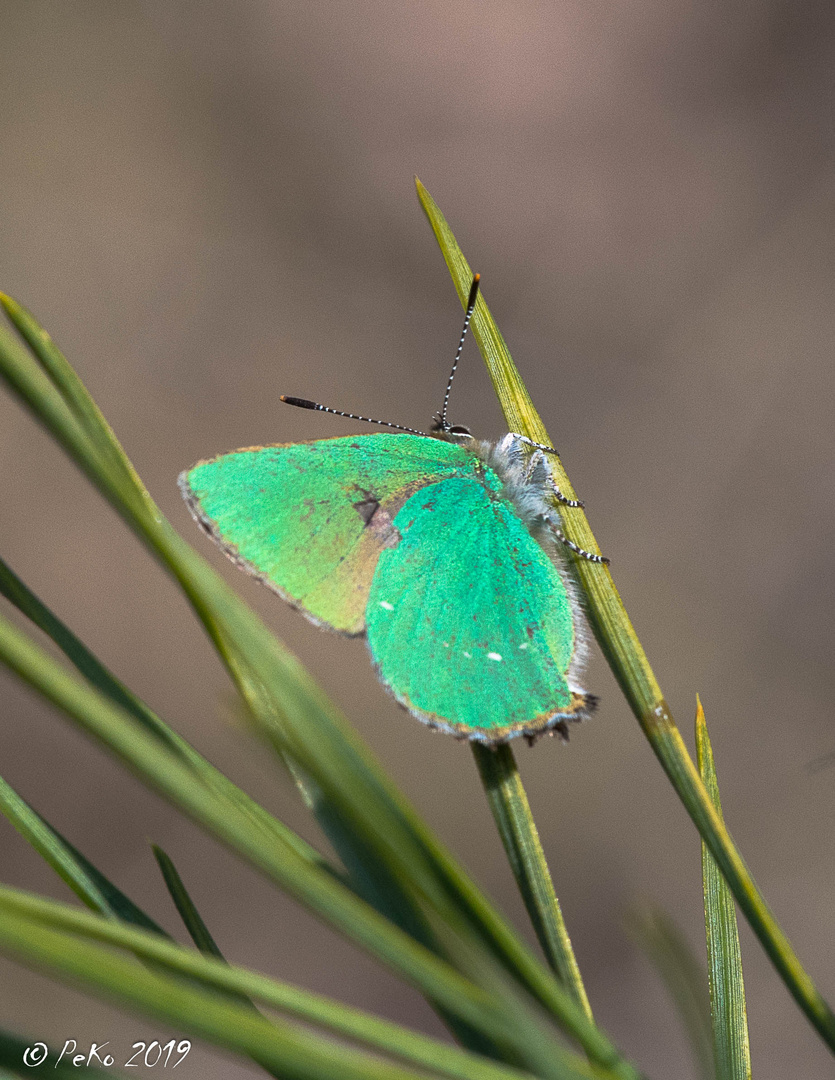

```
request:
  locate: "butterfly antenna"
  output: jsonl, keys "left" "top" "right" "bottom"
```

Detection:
{"left": 280, "top": 396, "right": 429, "bottom": 437}
{"left": 438, "top": 273, "right": 480, "bottom": 432}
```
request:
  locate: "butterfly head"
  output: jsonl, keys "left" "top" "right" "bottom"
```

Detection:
{"left": 430, "top": 416, "right": 474, "bottom": 443}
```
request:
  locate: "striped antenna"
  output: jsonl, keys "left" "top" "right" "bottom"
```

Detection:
{"left": 280, "top": 397, "right": 428, "bottom": 437}
{"left": 438, "top": 274, "right": 480, "bottom": 432}
{"left": 281, "top": 274, "right": 481, "bottom": 437}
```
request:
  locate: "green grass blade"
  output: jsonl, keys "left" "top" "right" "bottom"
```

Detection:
{"left": 152, "top": 846, "right": 224, "bottom": 958}
{"left": 0, "top": 293, "right": 158, "bottom": 521}
{"left": 0, "top": 774, "right": 167, "bottom": 935}
{"left": 416, "top": 176, "right": 835, "bottom": 1054}
{"left": 149, "top": 842, "right": 283, "bottom": 1071}
{"left": 254, "top": 707, "right": 635, "bottom": 1077}
{"left": 286, "top": 757, "right": 438, "bottom": 937}
{"left": 0, "top": 322, "right": 128, "bottom": 514}
{"left": 269, "top": 763, "right": 511, "bottom": 1062}
{"left": 0, "top": 611, "right": 604, "bottom": 1077}
{"left": 0, "top": 547, "right": 570, "bottom": 1065}
{"left": 471, "top": 745, "right": 591, "bottom": 1020}
{"left": 246, "top": 656, "right": 612, "bottom": 1057}
{"left": 0, "top": 295, "right": 640, "bottom": 1071}
{"left": 0, "top": 553, "right": 340, "bottom": 876}
{"left": 696, "top": 700, "right": 752, "bottom": 1080}
{"left": 0, "top": 907, "right": 451, "bottom": 1080}
{"left": 0, "top": 304, "right": 481, "bottom": 913}
{"left": 627, "top": 906, "right": 713, "bottom": 1080}
{"left": 0, "top": 773, "right": 273, "bottom": 1078}
{"left": 0, "top": 888, "right": 610, "bottom": 1080}
{"left": 0, "top": 555, "right": 176, "bottom": 743}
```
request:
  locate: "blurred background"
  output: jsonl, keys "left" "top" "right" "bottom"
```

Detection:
{"left": 1, "top": 2, "right": 834, "bottom": 1076}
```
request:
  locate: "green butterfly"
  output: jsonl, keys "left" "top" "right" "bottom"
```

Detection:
{"left": 180, "top": 278, "right": 606, "bottom": 744}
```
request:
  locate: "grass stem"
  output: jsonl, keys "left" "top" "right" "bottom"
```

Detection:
{"left": 472, "top": 744, "right": 592, "bottom": 1021}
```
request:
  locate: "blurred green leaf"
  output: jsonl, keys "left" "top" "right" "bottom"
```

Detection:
{"left": 0, "top": 605, "right": 613, "bottom": 1078}
{"left": 0, "top": 553, "right": 336, "bottom": 874}
{"left": 0, "top": 773, "right": 166, "bottom": 934}
{"left": 628, "top": 906, "right": 713, "bottom": 1080}
{"left": 0, "top": 904, "right": 438, "bottom": 1080}
{"left": 0, "top": 887, "right": 609, "bottom": 1080}
{"left": 152, "top": 846, "right": 224, "bottom": 958}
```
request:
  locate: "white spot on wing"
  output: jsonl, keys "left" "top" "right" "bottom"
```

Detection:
{"left": 487, "top": 652, "right": 503, "bottom": 661}
{"left": 519, "top": 642, "right": 529, "bottom": 650}
{"left": 463, "top": 651, "right": 472, "bottom": 659}
{"left": 379, "top": 601, "right": 394, "bottom": 611}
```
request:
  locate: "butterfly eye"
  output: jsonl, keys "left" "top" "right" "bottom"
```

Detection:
{"left": 447, "top": 425, "right": 473, "bottom": 439}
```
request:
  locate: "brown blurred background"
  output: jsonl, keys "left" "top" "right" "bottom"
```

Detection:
{"left": 1, "top": 3, "right": 834, "bottom": 1076}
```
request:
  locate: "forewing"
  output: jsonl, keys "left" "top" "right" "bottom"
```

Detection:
{"left": 180, "top": 433, "right": 475, "bottom": 634}
{"left": 365, "top": 474, "right": 585, "bottom": 740}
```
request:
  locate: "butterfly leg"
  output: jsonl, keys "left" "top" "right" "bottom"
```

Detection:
{"left": 547, "top": 476, "right": 584, "bottom": 508}
{"left": 521, "top": 448, "right": 542, "bottom": 485}
{"left": 510, "top": 432, "right": 560, "bottom": 455}
{"left": 541, "top": 514, "right": 610, "bottom": 564}
{"left": 511, "top": 434, "right": 585, "bottom": 507}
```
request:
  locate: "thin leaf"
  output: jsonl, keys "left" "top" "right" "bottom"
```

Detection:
{"left": 0, "top": 294, "right": 155, "bottom": 520}
{"left": 0, "top": 888, "right": 609, "bottom": 1080}
{"left": 696, "top": 700, "right": 752, "bottom": 1080}
{"left": 0, "top": 908, "right": 447, "bottom": 1080}
{"left": 0, "top": 774, "right": 166, "bottom": 934}
{"left": 415, "top": 176, "right": 835, "bottom": 1054}
{"left": 150, "top": 842, "right": 284, "bottom": 1072}
{"left": 152, "top": 846, "right": 224, "bottom": 958}
{"left": 0, "top": 554, "right": 337, "bottom": 875}
{"left": 0, "top": 609, "right": 607, "bottom": 1079}
{"left": 0, "top": 555, "right": 176, "bottom": 743}
{"left": 252, "top": 693, "right": 624, "bottom": 1070}
{"left": 0, "top": 771, "right": 280, "bottom": 1076}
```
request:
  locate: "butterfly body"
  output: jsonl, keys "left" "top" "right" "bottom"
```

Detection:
{"left": 180, "top": 430, "right": 594, "bottom": 744}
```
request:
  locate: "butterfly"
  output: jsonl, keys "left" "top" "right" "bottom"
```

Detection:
{"left": 179, "top": 276, "right": 606, "bottom": 744}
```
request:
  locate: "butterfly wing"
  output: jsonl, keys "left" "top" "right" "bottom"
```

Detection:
{"left": 365, "top": 471, "right": 590, "bottom": 742}
{"left": 180, "top": 433, "right": 476, "bottom": 634}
